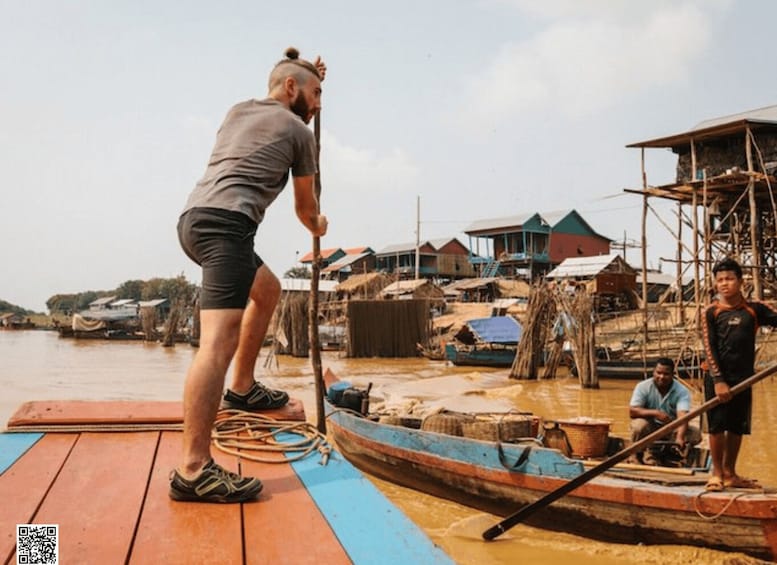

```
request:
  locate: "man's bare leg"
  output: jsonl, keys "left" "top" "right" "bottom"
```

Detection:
{"left": 708, "top": 432, "right": 725, "bottom": 482}
{"left": 722, "top": 432, "right": 743, "bottom": 481}
{"left": 230, "top": 265, "right": 281, "bottom": 394}
{"left": 179, "top": 308, "right": 243, "bottom": 478}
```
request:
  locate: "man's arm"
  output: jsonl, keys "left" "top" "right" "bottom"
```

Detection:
{"left": 293, "top": 175, "right": 327, "bottom": 236}
{"left": 673, "top": 409, "right": 689, "bottom": 446}
{"left": 629, "top": 405, "right": 671, "bottom": 422}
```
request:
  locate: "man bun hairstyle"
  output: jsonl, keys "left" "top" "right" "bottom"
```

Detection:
{"left": 268, "top": 46, "right": 321, "bottom": 90}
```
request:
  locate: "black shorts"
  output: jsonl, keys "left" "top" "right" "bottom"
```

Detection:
{"left": 703, "top": 373, "right": 752, "bottom": 435}
{"left": 177, "top": 207, "right": 263, "bottom": 310}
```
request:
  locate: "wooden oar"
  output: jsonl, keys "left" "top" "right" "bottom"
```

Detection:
{"left": 482, "top": 362, "right": 777, "bottom": 541}
{"left": 308, "top": 110, "right": 325, "bottom": 434}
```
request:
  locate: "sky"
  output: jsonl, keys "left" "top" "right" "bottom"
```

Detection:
{"left": 2, "top": 0, "right": 775, "bottom": 312}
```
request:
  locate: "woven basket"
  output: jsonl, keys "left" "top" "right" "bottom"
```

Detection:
{"left": 461, "top": 416, "right": 533, "bottom": 442}
{"left": 421, "top": 412, "right": 475, "bottom": 436}
{"left": 378, "top": 415, "right": 402, "bottom": 426}
{"left": 557, "top": 418, "right": 610, "bottom": 458}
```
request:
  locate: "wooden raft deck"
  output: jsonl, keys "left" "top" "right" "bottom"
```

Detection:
{"left": 0, "top": 400, "right": 453, "bottom": 565}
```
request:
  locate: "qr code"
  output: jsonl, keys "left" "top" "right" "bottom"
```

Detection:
{"left": 16, "top": 524, "right": 59, "bottom": 565}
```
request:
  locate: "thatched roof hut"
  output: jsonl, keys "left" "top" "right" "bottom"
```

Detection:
{"left": 335, "top": 272, "right": 392, "bottom": 300}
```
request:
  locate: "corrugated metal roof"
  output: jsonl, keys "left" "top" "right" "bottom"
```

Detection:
{"left": 545, "top": 253, "right": 628, "bottom": 278}
{"left": 299, "top": 248, "right": 342, "bottom": 263}
{"left": 280, "top": 278, "right": 338, "bottom": 292}
{"left": 628, "top": 104, "right": 777, "bottom": 148}
{"left": 539, "top": 209, "right": 572, "bottom": 227}
{"left": 138, "top": 299, "right": 168, "bottom": 307}
{"left": 380, "top": 279, "right": 430, "bottom": 295}
{"left": 89, "top": 296, "right": 117, "bottom": 306}
{"left": 464, "top": 213, "right": 536, "bottom": 233}
{"left": 322, "top": 252, "right": 370, "bottom": 272}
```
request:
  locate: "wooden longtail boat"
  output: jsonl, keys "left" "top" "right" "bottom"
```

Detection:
{"left": 324, "top": 369, "right": 777, "bottom": 561}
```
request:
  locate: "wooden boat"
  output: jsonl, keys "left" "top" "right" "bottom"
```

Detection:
{"left": 0, "top": 399, "right": 453, "bottom": 564}
{"left": 444, "top": 342, "right": 517, "bottom": 367}
{"left": 444, "top": 316, "right": 520, "bottom": 367}
{"left": 324, "top": 369, "right": 777, "bottom": 561}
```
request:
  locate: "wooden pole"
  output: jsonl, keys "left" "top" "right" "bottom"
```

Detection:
{"left": 309, "top": 111, "right": 326, "bottom": 433}
{"left": 746, "top": 127, "right": 762, "bottom": 299}
{"left": 640, "top": 148, "right": 648, "bottom": 370}
{"left": 676, "top": 201, "right": 685, "bottom": 325}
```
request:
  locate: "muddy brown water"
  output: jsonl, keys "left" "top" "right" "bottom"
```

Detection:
{"left": 1, "top": 330, "right": 773, "bottom": 564}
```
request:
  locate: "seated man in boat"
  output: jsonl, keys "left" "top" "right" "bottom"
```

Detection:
{"left": 628, "top": 357, "right": 701, "bottom": 465}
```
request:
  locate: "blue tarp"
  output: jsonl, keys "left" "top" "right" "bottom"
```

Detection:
{"left": 465, "top": 316, "right": 522, "bottom": 344}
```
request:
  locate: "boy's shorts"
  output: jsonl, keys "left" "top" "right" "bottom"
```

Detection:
{"left": 703, "top": 373, "right": 752, "bottom": 435}
{"left": 177, "top": 207, "right": 263, "bottom": 310}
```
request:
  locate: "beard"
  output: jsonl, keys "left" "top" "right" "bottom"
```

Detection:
{"left": 290, "top": 94, "right": 312, "bottom": 124}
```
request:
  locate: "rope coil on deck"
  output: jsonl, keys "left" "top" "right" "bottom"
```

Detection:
{"left": 212, "top": 409, "right": 331, "bottom": 465}
{"left": 693, "top": 490, "right": 751, "bottom": 520}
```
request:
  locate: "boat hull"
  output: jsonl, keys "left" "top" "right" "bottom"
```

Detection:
{"left": 325, "top": 384, "right": 777, "bottom": 560}
{"left": 444, "top": 343, "right": 516, "bottom": 367}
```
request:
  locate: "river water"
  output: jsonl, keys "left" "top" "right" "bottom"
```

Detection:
{"left": 1, "top": 330, "right": 773, "bottom": 564}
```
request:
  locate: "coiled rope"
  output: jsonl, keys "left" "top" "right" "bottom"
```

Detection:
{"left": 693, "top": 490, "right": 751, "bottom": 520}
{"left": 212, "top": 409, "right": 331, "bottom": 465}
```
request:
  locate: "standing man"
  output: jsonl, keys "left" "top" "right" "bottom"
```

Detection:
{"left": 629, "top": 357, "right": 701, "bottom": 465}
{"left": 702, "top": 257, "right": 777, "bottom": 491}
{"left": 170, "top": 48, "right": 327, "bottom": 502}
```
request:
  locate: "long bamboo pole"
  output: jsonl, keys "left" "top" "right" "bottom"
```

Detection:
{"left": 309, "top": 111, "right": 325, "bottom": 433}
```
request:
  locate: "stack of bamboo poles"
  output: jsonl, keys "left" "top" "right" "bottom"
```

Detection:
{"left": 510, "top": 283, "right": 555, "bottom": 380}
{"left": 558, "top": 289, "right": 598, "bottom": 389}
{"left": 162, "top": 300, "right": 182, "bottom": 347}
{"left": 140, "top": 306, "right": 157, "bottom": 342}
{"left": 510, "top": 283, "right": 598, "bottom": 387}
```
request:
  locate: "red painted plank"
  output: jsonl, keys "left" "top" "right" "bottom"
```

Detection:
{"left": 0, "top": 434, "right": 77, "bottom": 564}
{"left": 7, "top": 399, "right": 305, "bottom": 428}
{"left": 33, "top": 432, "right": 158, "bottom": 565}
{"left": 242, "top": 455, "right": 351, "bottom": 565}
{"left": 130, "top": 431, "right": 244, "bottom": 565}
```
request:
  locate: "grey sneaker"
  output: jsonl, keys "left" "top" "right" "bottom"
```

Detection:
{"left": 169, "top": 459, "right": 263, "bottom": 503}
{"left": 222, "top": 381, "right": 289, "bottom": 411}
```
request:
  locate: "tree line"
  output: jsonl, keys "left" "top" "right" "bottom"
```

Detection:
{"left": 45, "top": 274, "right": 198, "bottom": 315}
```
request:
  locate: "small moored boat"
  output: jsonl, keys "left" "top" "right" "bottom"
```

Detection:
{"left": 324, "top": 369, "right": 777, "bottom": 561}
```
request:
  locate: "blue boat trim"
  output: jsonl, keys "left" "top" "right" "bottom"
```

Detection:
{"left": 286, "top": 435, "right": 454, "bottom": 565}
{"left": 0, "top": 432, "right": 44, "bottom": 474}
{"left": 334, "top": 412, "right": 583, "bottom": 479}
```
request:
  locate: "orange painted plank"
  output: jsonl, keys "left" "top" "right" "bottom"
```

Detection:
{"left": 130, "top": 431, "right": 244, "bottom": 565}
{"left": 0, "top": 433, "right": 77, "bottom": 564}
{"left": 7, "top": 399, "right": 305, "bottom": 428}
{"left": 242, "top": 456, "right": 351, "bottom": 565}
{"left": 33, "top": 432, "right": 158, "bottom": 565}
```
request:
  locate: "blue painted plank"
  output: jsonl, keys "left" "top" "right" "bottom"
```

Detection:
{"left": 289, "top": 447, "right": 454, "bottom": 565}
{"left": 0, "top": 433, "right": 43, "bottom": 474}
{"left": 335, "top": 413, "right": 584, "bottom": 479}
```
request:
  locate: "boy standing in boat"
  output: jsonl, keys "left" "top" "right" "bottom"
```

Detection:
{"left": 703, "top": 257, "right": 777, "bottom": 491}
{"left": 628, "top": 357, "right": 701, "bottom": 465}
{"left": 170, "top": 48, "right": 327, "bottom": 502}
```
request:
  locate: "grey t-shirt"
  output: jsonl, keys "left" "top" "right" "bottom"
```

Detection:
{"left": 183, "top": 98, "right": 318, "bottom": 224}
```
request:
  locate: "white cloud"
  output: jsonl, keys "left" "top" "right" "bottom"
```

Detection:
{"left": 459, "top": 2, "right": 725, "bottom": 126}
